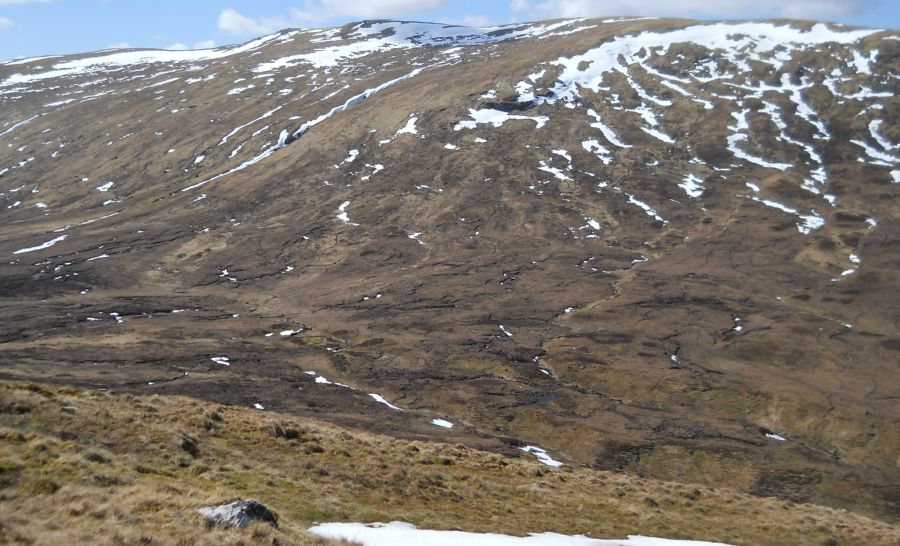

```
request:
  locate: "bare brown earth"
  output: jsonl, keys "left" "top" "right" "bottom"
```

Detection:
{"left": 0, "top": 16, "right": 898, "bottom": 530}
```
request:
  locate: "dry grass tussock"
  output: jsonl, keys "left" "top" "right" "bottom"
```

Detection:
{"left": 0, "top": 382, "right": 897, "bottom": 546}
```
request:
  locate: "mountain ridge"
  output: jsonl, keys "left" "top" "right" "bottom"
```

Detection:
{"left": 2, "top": 16, "right": 893, "bottom": 66}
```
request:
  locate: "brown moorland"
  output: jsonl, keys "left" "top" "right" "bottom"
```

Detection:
{"left": 0, "top": 17, "right": 897, "bottom": 533}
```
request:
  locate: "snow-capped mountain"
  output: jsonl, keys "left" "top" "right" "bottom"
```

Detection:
{"left": 0, "top": 17, "right": 897, "bottom": 521}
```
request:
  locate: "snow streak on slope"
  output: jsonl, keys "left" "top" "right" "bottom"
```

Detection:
{"left": 0, "top": 115, "right": 40, "bottom": 138}
{"left": 533, "top": 23, "right": 877, "bottom": 105}
{"left": 727, "top": 110, "right": 792, "bottom": 171}
{"left": 12, "top": 234, "right": 67, "bottom": 255}
{"left": 181, "top": 67, "right": 428, "bottom": 192}
{"left": 492, "top": 21, "right": 887, "bottom": 233}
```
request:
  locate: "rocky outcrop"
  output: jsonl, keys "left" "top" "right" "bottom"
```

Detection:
{"left": 198, "top": 499, "right": 278, "bottom": 528}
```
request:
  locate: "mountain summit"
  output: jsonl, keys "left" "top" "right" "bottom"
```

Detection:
{"left": 1, "top": 17, "right": 898, "bottom": 524}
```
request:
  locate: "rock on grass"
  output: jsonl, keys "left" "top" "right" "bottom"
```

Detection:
{"left": 199, "top": 499, "right": 278, "bottom": 529}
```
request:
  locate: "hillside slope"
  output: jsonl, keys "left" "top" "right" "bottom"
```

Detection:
{"left": 0, "top": 18, "right": 898, "bottom": 522}
{"left": 2, "top": 381, "right": 899, "bottom": 545}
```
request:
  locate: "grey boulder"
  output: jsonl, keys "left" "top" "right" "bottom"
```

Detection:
{"left": 198, "top": 499, "right": 278, "bottom": 528}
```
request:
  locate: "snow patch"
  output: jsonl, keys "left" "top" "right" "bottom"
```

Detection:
{"left": 337, "top": 200, "right": 359, "bottom": 226}
{"left": 395, "top": 115, "right": 419, "bottom": 136}
{"left": 308, "top": 522, "right": 735, "bottom": 546}
{"left": 454, "top": 108, "right": 548, "bottom": 130}
{"left": 679, "top": 174, "right": 704, "bottom": 198}
{"left": 521, "top": 445, "right": 563, "bottom": 467}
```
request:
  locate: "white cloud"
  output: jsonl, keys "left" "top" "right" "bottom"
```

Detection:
{"left": 448, "top": 14, "right": 495, "bottom": 27}
{"left": 510, "top": 0, "right": 870, "bottom": 20}
{"left": 291, "top": 0, "right": 446, "bottom": 23}
{"left": 0, "top": 0, "right": 51, "bottom": 4}
{"left": 778, "top": 1, "right": 867, "bottom": 19}
{"left": 108, "top": 41, "right": 131, "bottom": 49}
{"left": 0, "top": 16, "right": 11, "bottom": 28}
{"left": 509, "top": 0, "right": 531, "bottom": 12}
{"left": 166, "top": 40, "right": 216, "bottom": 51}
{"left": 218, "top": 1, "right": 448, "bottom": 33}
{"left": 218, "top": 8, "right": 290, "bottom": 36}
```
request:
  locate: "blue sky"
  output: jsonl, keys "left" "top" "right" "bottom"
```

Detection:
{"left": 1, "top": 0, "right": 897, "bottom": 60}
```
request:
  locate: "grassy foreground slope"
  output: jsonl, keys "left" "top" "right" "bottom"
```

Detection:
{"left": 0, "top": 382, "right": 897, "bottom": 546}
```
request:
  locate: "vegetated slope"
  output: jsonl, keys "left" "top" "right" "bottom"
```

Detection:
{"left": 2, "top": 381, "right": 899, "bottom": 546}
{"left": 0, "top": 17, "right": 897, "bottom": 522}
